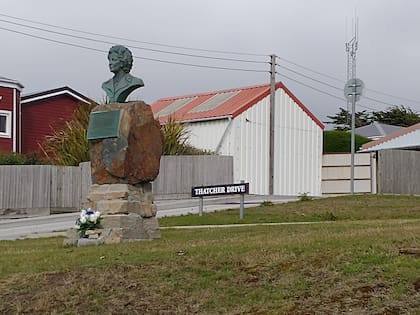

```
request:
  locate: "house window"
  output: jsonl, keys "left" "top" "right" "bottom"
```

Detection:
{"left": 0, "top": 110, "right": 12, "bottom": 138}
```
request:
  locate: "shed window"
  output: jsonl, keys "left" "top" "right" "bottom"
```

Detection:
{"left": 0, "top": 110, "right": 12, "bottom": 138}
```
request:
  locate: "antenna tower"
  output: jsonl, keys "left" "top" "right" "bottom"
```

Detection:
{"left": 345, "top": 18, "right": 358, "bottom": 124}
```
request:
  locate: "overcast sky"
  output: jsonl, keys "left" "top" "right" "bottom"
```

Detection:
{"left": 1, "top": 0, "right": 420, "bottom": 124}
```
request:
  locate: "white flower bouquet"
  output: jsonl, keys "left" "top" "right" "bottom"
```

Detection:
{"left": 75, "top": 208, "right": 102, "bottom": 238}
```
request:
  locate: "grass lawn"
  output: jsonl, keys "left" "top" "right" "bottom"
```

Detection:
{"left": 0, "top": 195, "right": 419, "bottom": 314}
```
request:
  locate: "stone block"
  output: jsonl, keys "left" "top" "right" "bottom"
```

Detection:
{"left": 101, "top": 213, "right": 140, "bottom": 228}
{"left": 89, "top": 102, "right": 163, "bottom": 185}
{"left": 88, "top": 184, "right": 130, "bottom": 201}
{"left": 143, "top": 217, "right": 161, "bottom": 239}
{"left": 99, "top": 228, "right": 121, "bottom": 244}
{"left": 130, "top": 203, "right": 157, "bottom": 218}
{"left": 63, "top": 228, "right": 79, "bottom": 246}
{"left": 95, "top": 199, "right": 132, "bottom": 215}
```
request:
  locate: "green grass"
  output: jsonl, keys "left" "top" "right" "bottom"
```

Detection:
{"left": 159, "top": 194, "right": 420, "bottom": 226}
{"left": 0, "top": 195, "right": 419, "bottom": 314}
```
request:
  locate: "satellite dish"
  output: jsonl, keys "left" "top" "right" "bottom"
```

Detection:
{"left": 344, "top": 78, "right": 364, "bottom": 102}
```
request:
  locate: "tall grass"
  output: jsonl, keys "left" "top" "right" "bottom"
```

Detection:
{"left": 39, "top": 102, "right": 96, "bottom": 166}
{"left": 161, "top": 116, "right": 211, "bottom": 155}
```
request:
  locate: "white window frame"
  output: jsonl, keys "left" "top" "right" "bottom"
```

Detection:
{"left": 0, "top": 110, "right": 12, "bottom": 138}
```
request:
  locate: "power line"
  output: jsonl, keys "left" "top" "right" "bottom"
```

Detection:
{"left": 276, "top": 64, "right": 343, "bottom": 91}
{"left": 365, "top": 88, "right": 420, "bottom": 105}
{"left": 363, "top": 96, "right": 400, "bottom": 107}
{"left": 276, "top": 63, "right": 417, "bottom": 109}
{"left": 2, "top": 12, "right": 418, "bottom": 108}
{"left": 0, "top": 26, "right": 268, "bottom": 73}
{"left": 277, "top": 56, "right": 344, "bottom": 83}
{"left": 276, "top": 71, "right": 388, "bottom": 112}
{"left": 0, "top": 18, "right": 267, "bottom": 65}
{"left": 0, "top": 12, "right": 268, "bottom": 57}
{"left": 278, "top": 55, "right": 420, "bottom": 106}
{"left": 275, "top": 71, "right": 345, "bottom": 102}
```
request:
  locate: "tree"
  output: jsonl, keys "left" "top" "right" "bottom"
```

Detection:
{"left": 326, "top": 105, "right": 420, "bottom": 130}
{"left": 326, "top": 107, "right": 372, "bottom": 130}
{"left": 372, "top": 105, "right": 420, "bottom": 127}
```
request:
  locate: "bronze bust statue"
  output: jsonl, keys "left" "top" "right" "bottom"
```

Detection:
{"left": 102, "top": 45, "right": 144, "bottom": 103}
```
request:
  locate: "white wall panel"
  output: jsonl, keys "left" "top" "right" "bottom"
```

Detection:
{"left": 323, "top": 153, "right": 372, "bottom": 166}
{"left": 322, "top": 166, "right": 371, "bottom": 180}
{"left": 181, "top": 88, "right": 323, "bottom": 196}
{"left": 322, "top": 179, "right": 372, "bottom": 194}
{"left": 187, "top": 119, "right": 229, "bottom": 152}
{"left": 274, "top": 89, "right": 323, "bottom": 196}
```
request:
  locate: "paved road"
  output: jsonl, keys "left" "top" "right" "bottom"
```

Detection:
{"left": 0, "top": 195, "right": 296, "bottom": 240}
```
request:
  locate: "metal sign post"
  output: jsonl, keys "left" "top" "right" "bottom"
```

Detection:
{"left": 239, "top": 180, "right": 245, "bottom": 220}
{"left": 344, "top": 78, "right": 364, "bottom": 194}
{"left": 199, "top": 197, "right": 203, "bottom": 216}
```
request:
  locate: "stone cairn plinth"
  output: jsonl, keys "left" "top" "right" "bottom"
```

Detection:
{"left": 65, "top": 101, "right": 163, "bottom": 246}
{"left": 87, "top": 183, "right": 160, "bottom": 243}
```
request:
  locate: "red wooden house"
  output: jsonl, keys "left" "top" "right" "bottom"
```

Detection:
{"left": 21, "top": 86, "right": 91, "bottom": 154}
{"left": 0, "top": 76, "right": 24, "bottom": 153}
{"left": 0, "top": 78, "right": 91, "bottom": 154}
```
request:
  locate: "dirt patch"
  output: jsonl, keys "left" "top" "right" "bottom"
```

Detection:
{"left": 1, "top": 263, "right": 419, "bottom": 314}
{"left": 0, "top": 265, "right": 202, "bottom": 314}
{"left": 287, "top": 269, "right": 420, "bottom": 315}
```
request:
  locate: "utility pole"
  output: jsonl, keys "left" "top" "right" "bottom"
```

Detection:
{"left": 269, "top": 54, "right": 276, "bottom": 195}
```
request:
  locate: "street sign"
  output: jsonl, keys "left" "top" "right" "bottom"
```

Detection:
{"left": 191, "top": 183, "right": 249, "bottom": 197}
{"left": 344, "top": 78, "right": 364, "bottom": 102}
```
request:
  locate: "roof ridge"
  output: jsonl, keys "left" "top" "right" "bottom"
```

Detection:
{"left": 362, "top": 122, "right": 420, "bottom": 150}
{"left": 156, "top": 82, "right": 271, "bottom": 102}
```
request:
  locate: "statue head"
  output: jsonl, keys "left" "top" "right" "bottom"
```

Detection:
{"left": 108, "top": 45, "right": 133, "bottom": 74}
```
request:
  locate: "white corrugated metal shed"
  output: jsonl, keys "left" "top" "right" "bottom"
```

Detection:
{"left": 360, "top": 122, "right": 420, "bottom": 152}
{"left": 152, "top": 82, "right": 324, "bottom": 196}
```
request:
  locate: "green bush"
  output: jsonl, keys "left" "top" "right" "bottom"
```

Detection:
{"left": 0, "top": 152, "right": 44, "bottom": 165}
{"left": 323, "top": 130, "right": 371, "bottom": 153}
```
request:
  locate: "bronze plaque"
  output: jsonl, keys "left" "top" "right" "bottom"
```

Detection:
{"left": 87, "top": 110, "right": 122, "bottom": 140}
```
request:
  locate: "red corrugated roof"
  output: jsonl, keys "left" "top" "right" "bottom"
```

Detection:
{"left": 151, "top": 82, "right": 324, "bottom": 129}
{"left": 361, "top": 122, "right": 420, "bottom": 151}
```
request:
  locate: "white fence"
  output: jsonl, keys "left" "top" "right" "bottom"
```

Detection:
{"left": 322, "top": 153, "right": 376, "bottom": 196}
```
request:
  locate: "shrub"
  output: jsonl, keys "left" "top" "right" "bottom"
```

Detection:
{"left": 0, "top": 151, "right": 45, "bottom": 165}
{"left": 323, "top": 130, "right": 371, "bottom": 153}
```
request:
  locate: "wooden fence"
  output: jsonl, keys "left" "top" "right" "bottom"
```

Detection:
{"left": 377, "top": 149, "right": 420, "bottom": 195}
{"left": 0, "top": 165, "right": 82, "bottom": 216}
{"left": 2, "top": 150, "right": 418, "bottom": 216}
{"left": 0, "top": 155, "right": 233, "bottom": 216}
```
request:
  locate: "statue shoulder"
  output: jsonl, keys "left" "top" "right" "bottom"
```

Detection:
{"left": 125, "top": 74, "right": 144, "bottom": 87}
{"left": 102, "top": 78, "right": 113, "bottom": 90}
